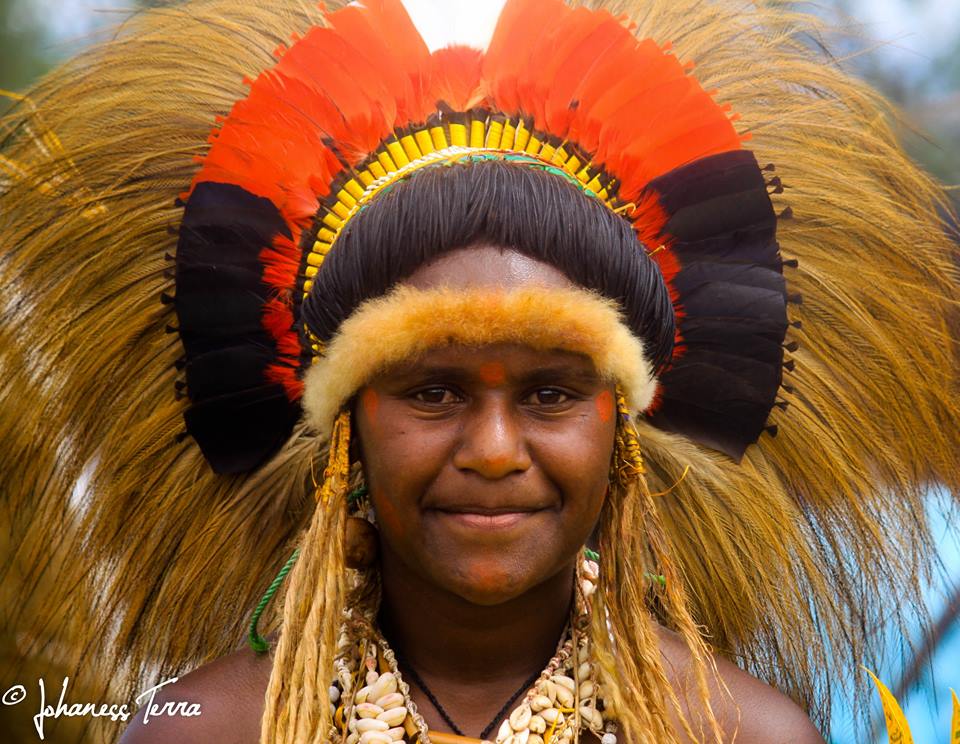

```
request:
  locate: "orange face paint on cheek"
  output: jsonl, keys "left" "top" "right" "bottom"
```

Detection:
{"left": 376, "top": 492, "right": 405, "bottom": 540}
{"left": 360, "top": 388, "right": 379, "bottom": 422}
{"left": 478, "top": 362, "right": 507, "bottom": 387}
{"left": 595, "top": 389, "right": 614, "bottom": 423}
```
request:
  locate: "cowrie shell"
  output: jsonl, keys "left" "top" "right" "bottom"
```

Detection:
{"left": 578, "top": 681, "right": 595, "bottom": 700}
{"left": 355, "top": 685, "right": 372, "bottom": 704}
{"left": 365, "top": 670, "right": 379, "bottom": 685}
{"left": 386, "top": 727, "right": 406, "bottom": 740}
{"left": 529, "top": 714, "right": 547, "bottom": 734}
{"left": 551, "top": 675, "right": 575, "bottom": 692}
{"left": 531, "top": 695, "right": 552, "bottom": 712}
{"left": 543, "top": 680, "right": 558, "bottom": 701}
{"left": 359, "top": 733, "right": 393, "bottom": 744}
{"left": 540, "top": 708, "right": 562, "bottom": 724}
{"left": 356, "top": 718, "right": 389, "bottom": 734}
{"left": 529, "top": 736, "right": 544, "bottom": 744}
{"left": 555, "top": 685, "right": 575, "bottom": 708}
{"left": 368, "top": 672, "right": 398, "bottom": 702}
{"left": 377, "top": 706, "right": 408, "bottom": 727}
{"left": 496, "top": 719, "right": 513, "bottom": 743}
{"left": 580, "top": 705, "right": 603, "bottom": 729}
{"left": 376, "top": 692, "right": 405, "bottom": 710}
{"left": 577, "top": 662, "right": 592, "bottom": 680}
{"left": 509, "top": 703, "right": 532, "bottom": 731}
{"left": 356, "top": 703, "right": 384, "bottom": 719}
{"left": 512, "top": 730, "right": 530, "bottom": 744}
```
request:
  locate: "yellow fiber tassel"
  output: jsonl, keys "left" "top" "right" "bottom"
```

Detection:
{"left": 614, "top": 387, "right": 645, "bottom": 481}
{"left": 317, "top": 410, "right": 352, "bottom": 504}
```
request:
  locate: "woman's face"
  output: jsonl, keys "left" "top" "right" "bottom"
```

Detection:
{"left": 353, "top": 246, "right": 617, "bottom": 606}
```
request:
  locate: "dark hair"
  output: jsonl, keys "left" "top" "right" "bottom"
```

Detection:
{"left": 301, "top": 160, "right": 675, "bottom": 372}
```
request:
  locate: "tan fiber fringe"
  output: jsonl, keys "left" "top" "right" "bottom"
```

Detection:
{"left": 0, "top": 0, "right": 958, "bottom": 742}
{"left": 302, "top": 285, "right": 656, "bottom": 438}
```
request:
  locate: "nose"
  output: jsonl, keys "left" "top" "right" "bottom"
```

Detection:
{"left": 452, "top": 395, "right": 532, "bottom": 479}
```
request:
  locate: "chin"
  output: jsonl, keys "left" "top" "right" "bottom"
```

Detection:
{"left": 440, "top": 555, "right": 541, "bottom": 607}
{"left": 437, "top": 548, "right": 556, "bottom": 607}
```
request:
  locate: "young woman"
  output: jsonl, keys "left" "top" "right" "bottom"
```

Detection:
{"left": 1, "top": 1, "right": 957, "bottom": 743}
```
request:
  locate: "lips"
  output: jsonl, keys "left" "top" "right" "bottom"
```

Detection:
{"left": 434, "top": 505, "right": 542, "bottom": 515}
{"left": 427, "top": 504, "right": 549, "bottom": 531}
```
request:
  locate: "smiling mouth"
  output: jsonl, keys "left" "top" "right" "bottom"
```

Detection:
{"left": 429, "top": 507, "right": 545, "bottom": 530}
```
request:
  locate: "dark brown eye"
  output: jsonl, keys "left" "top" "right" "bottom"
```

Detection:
{"left": 413, "top": 387, "right": 458, "bottom": 405}
{"left": 527, "top": 388, "right": 570, "bottom": 406}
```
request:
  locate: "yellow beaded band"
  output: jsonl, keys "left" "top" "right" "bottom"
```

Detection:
{"left": 302, "top": 114, "right": 627, "bottom": 302}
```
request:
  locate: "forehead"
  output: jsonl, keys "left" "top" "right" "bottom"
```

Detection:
{"left": 403, "top": 244, "right": 575, "bottom": 291}
{"left": 373, "top": 342, "right": 603, "bottom": 385}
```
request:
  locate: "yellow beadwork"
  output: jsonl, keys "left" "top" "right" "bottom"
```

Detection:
{"left": 614, "top": 387, "right": 646, "bottom": 481}
{"left": 317, "top": 410, "right": 352, "bottom": 504}
{"left": 300, "top": 115, "right": 623, "bottom": 306}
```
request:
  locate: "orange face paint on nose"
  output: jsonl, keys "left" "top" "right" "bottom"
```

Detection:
{"left": 479, "top": 361, "right": 507, "bottom": 387}
{"left": 361, "top": 388, "right": 379, "bottom": 421}
{"left": 595, "top": 389, "right": 614, "bottom": 423}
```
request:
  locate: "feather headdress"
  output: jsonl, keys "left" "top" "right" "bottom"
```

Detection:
{"left": 1, "top": 0, "right": 958, "bottom": 741}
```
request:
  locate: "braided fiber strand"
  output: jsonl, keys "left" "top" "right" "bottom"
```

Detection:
{"left": 590, "top": 415, "right": 725, "bottom": 744}
{"left": 261, "top": 437, "right": 350, "bottom": 743}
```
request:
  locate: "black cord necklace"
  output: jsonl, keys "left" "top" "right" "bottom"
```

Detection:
{"left": 395, "top": 652, "right": 544, "bottom": 741}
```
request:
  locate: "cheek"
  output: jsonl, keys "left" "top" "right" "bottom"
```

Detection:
{"left": 356, "top": 395, "right": 453, "bottom": 546}
{"left": 536, "top": 403, "right": 615, "bottom": 515}
{"left": 375, "top": 492, "right": 406, "bottom": 541}
{"left": 594, "top": 389, "right": 614, "bottom": 423}
{"left": 360, "top": 388, "right": 380, "bottom": 423}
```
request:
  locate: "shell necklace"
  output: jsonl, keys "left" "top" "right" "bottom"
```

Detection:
{"left": 328, "top": 557, "right": 619, "bottom": 744}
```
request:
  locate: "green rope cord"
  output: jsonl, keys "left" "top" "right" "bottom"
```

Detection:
{"left": 246, "top": 486, "right": 370, "bottom": 653}
{"left": 248, "top": 548, "right": 301, "bottom": 653}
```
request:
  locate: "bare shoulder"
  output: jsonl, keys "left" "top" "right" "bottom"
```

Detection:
{"left": 118, "top": 644, "right": 272, "bottom": 744}
{"left": 655, "top": 627, "right": 826, "bottom": 744}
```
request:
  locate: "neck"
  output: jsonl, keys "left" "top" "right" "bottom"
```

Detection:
{"left": 376, "top": 552, "right": 576, "bottom": 684}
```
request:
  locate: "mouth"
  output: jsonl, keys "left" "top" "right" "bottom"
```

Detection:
{"left": 427, "top": 505, "right": 548, "bottom": 531}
